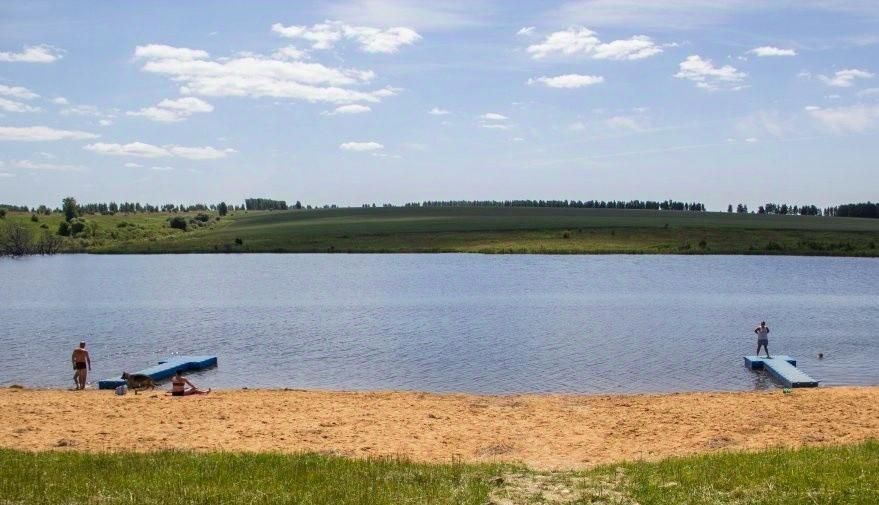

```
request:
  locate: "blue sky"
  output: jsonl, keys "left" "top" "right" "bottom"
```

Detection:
{"left": 0, "top": 0, "right": 877, "bottom": 210}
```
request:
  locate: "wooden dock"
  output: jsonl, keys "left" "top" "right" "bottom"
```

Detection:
{"left": 744, "top": 355, "right": 818, "bottom": 388}
{"left": 98, "top": 355, "right": 218, "bottom": 390}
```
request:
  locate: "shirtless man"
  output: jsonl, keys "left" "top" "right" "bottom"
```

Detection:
{"left": 71, "top": 341, "right": 91, "bottom": 390}
{"left": 754, "top": 321, "right": 770, "bottom": 358}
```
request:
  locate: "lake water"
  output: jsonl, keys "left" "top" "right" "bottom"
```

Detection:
{"left": 1, "top": 254, "right": 877, "bottom": 394}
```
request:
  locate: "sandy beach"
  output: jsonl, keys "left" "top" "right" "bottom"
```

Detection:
{"left": 1, "top": 386, "right": 877, "bottom": 469}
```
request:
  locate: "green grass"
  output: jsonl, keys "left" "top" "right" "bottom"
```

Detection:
{"left": 4, "top": 206, "right": 879, "bottom": 256}
{"left": 1, "top": 441, "right": 877, "bottom": 504}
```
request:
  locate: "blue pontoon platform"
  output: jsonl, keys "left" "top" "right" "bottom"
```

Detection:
{"left": 744, "top": 355, "right": 818, "bottom": 388}
{"left": 98, "top": 355, "right": 218, "bottom": 390}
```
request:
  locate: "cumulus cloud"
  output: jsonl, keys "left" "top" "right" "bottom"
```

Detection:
{"left": 339, "top": 141, "right": 384, "bottom": 151}
{"left": 84, "top": 142, "right": 236, "bottom": 159}
{"left": 674, "top": 55, "right": 747, "bottom": 90}
{"left": 0, "top": 84, "right": 39, "bottom": 100}
{"left": 0, "top": 126, "right": 99, "bottom": 141}
{"left": 0, "top": 98, "right": 41, "bottom": 113}
{"left": 479, "top": 123, "right": 510, "bottom": 130}
{"left": 528, "top": 74, "right": 604, "bottom": 88}
{"left": 818, "top": 69, "right": 873, "bottom": 87}
{"left": 526, "top": 27, "right": 662, "bottom": 60}
{"left": 127, "top": 97, "right": 214, "bottom": 122}
{"left": 480, "top": 112, "right": 508, "bottom": 121}
{"left": 428, "top": 107, "right": 450, "bottom": 115}
{"left": 804, "top": 103, "right": 879, "bottom": 133}
{"left": 123, "top": 162, "right": 143, "bottom": 168}
{"left": 51, "top": 97, "right": 69, "bottom": 105}
{"left": 0, "top": 44, "right": 63, "bottom": 63}
{"left": 605, "top": 115, "right": 644, "bottom": 130}
{"left": 134, "top": 43, "right": 397, "bottom": 105}
{"left": 150, "top": 166, "right": 174, "bottom": 171}
{"left": 272, "top": 21, "right": 421, "bottom": 54}
{"left": 517, "top": 26, "right": 536, "bottom": 36}
{"left": 748, "top": 46, "right": 797, "bottom": 57}
{"left": 272, "top": 46, "right": 308, "bottom": 60}
{"left": 323, "top": 104, "right": 371, "bottom": 115}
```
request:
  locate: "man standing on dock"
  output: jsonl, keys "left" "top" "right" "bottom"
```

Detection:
{"left": 754, "top": 322, "right": 770, "bottom": 358}
{"left": 71, "top": 341, "right": 91, "bottom": 390}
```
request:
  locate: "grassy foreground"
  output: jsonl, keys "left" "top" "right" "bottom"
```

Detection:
{"left": 1, "top": 441, "right": 877, "bottom": 504}
{"left": 5, "top": 206, "right": 879, "bottom": 255}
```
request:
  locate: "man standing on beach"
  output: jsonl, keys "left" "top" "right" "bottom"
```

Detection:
{"left": 754, "top": 321, "right": 770, "bottom": 358}
{"left": 71, "top": 341, "right": 91, "bottom": 390}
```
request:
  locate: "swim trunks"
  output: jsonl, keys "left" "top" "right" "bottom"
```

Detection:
{"left": 74, "top": 362, "right": 87, "bottom": 370}
{"left": 172, "top": 391, "right": 184, "bottom": 397}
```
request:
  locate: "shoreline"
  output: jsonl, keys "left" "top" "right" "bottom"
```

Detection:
{"left": 2, "top": 386, "right": 877, "bottom": 469}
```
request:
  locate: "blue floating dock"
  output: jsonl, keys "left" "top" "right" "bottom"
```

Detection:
{"left": 98, "top": 355, "right": 217, "bottom": 390}
{"left": 744, "top": 355, "right": 818, "bottom": 388}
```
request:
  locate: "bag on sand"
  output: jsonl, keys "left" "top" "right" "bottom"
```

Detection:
{"left": 115, "top": 385, "right": 127, "bottom": 396}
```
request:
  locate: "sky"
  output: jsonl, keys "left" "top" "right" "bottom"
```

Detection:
{"left": 0, "top": 0, "right": 878, "bottom": 210}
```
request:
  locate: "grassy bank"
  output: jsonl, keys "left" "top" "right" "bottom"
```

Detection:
{"left": 4, "top": 206, "right": 879, "bottom": 256}
{"left": 1, "top": 442, "right": 876, "bottom": 504}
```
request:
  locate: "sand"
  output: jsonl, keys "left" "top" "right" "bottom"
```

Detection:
{"left": 1, "top": 387, "right": 877, "bottom": 469}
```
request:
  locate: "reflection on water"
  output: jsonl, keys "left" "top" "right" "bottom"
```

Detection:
{"left": 1, "top": 254, "right": 877, "bottom": 393}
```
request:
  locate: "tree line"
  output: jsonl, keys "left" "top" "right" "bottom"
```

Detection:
{"left": 824, "top": 202, "right": 878, "bottom": 219}
{"left": 402, "top": 200, "right": 708, "bottom": 211}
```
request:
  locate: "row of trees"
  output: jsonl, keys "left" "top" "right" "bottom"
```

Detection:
{"left": 826, "top": 202, "right": 878, "bottom": 219}
{"left": 404, "top": 200, "right": 708, "bottom": 211}
{"left": 244, "top": 198, "right": 288, "bottom": 211}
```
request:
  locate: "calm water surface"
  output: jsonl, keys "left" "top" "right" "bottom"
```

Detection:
{"left": 1, "top": 254, "right": 877, "bottom": 393}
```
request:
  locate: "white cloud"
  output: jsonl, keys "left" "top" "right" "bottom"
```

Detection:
{"left": 51, "top": 97, "right": 69, "bottom": 105}
{"left": 339, "top": 141, "right": 384, "bottom": 151}
{"left": 272, "top": 21, "right": 421, "bottom": 54}
{"left": 735, "top": 109, "right": 795, "bottom": 138}
{"left": 134, "top": 43, "right": 396, "bottom": 105}
{"left": 134, "top": 44, "right": 210, "bottom": 60}
{"left": 804, "top": 103, "right": 879, "bottom": 132}
{"left": 323, "top": 0, "right": 488, "bottom": 31}
{"left": 99, "top": 119, "right": 113, "bottom": 126}
{"left": 748, "top": 46, "right": 797, "bottom": 57}
{"left": 674, "top": 55, "right": 747, "bottom": 90}
{"left": 9, "top": 159, "right": 84, "bottom": 171}
{"left": 124, "top": 162, "right": 142, "bottom": 168}
{"left": 479, "top": 123, "right": 510, "bottom": 130}
{"left": 480, "top": 112, "right": 508, "bottom": 121}
{"left": 517, "top": 26, "right": 536, "bottom": 36}
{"left": 84, "top": 142, "right": 236, "bottom": 159}
{"left": 61, "top": 104, "right": 116, "bottom": 118}
{"left": 0, "top": 126, "right": 99, "bottom": 141}
{"left": 127, "top": 97, "right": 214, "bottom": 122}
{"left": 0, "top": 44, "right": 63, "bottom": 63}
{"left": 528, "top": 74, "right": 604, "bottom": 88}
{"left": 0, "top": 98, "right": 41, "bottom": 113}
{"left": 151, "top": 166, "right": 174, "bottom": 171}
{"left": 605, "top": 115, "right": 643, "bottom": 130}
{"left": 272, "top": 46, "right": 309, "bottom": 60}
{"left": 0, "top": 84, "right": 39, "bottom": 100}
{"left": 526, "top": 27, "right": 662, "bottom": 60}
{"left": 744, "top": 137, "right": 758, "bottom": 143}
{"left": 817, "top": 68, "right": 873, "bottom": 87}
{"left": 568, "top": 121, "right": 586, "bottom": 131}
{"left": 323, "top": 104, "right": 371, "bottom": 115}
{"left": 428, "top": 107, "right": 450, "bottom": 115}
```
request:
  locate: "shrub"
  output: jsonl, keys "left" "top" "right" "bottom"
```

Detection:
{"left": 194, "top": 213, "right": 210, "bottom": 223}
{"left": 0, "top": 209, "right": 5, "bottom": 219}
{"left": 698, "top": 239, "right": 708, "bottom": 249}
{"left": 169, "top": 216, "right": 187, "bottom": 231}
{"left": 562, "top": 231, "right": 571, "bottom": 239}
{"left": 117, "top": 222, "right": 128, "bottom": 228}
{"left": 57, "top": 221, "right": 70, "bottom": 236}
{"left": 40, "top": 224, "right": 48, "bottom": 229}
{"left": 70, "top": 220, "right": 86, "bottom": 236}
{"left": 766, "top": 241, "right": 784, "bottom": 251}
{"left": 234, "top": 238, "right": 243, "bottom": 245}
{"left": 30, "top": 214, "right": 39, "bottom": 222}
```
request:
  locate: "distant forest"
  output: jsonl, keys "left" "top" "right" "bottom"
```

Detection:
{"left": 1, "top": 199, "right": 877, "bottom": 219}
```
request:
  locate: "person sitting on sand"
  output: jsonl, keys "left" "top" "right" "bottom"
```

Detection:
{"left": 169, "top": 370, "right": 210, "bottom": 396}
{"left": 71, "top": 341, "right": 91, "bottom": 390}
{"left": 754, "top": 321, "right": 770, "bottom": 358}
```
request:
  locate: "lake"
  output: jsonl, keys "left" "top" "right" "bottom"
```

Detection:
{"left": 1, "top": 254, "right": 877, "bottom": 393}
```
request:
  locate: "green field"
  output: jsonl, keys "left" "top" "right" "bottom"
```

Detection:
{"left": 4, "top": 206, "right": 879, "bottom": 255}
{"left": 1, "top": 441, "right": 877, "bottom": 504}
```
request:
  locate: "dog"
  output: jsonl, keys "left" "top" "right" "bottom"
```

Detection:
{"left": 121, "top": 372, "right": 156, "bottom": 394}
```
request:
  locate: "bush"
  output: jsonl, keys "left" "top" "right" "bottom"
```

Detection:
{"left": 562, "top": 231, "right": 571, "bottom": 239}
{"left": 169, "top": 216, "right": 187, "bottom": 231}
{"left": 70, "top": 220, "right": 86, "bottom": 236}
{"left": 30, "top": 214, "right": 39, "bottom": 222}
{"left": 0, "top": 209, "right": 5, "bottom": 219}
{"left": 234, "top": 238, "right": 243, "bottom": 245}
{"left": 57, "top": 221, "right": 70, "bottom": 236}
{"left": 698, "top": 239, "right": 708, "bottom": 249}
{"left": 117, "top": 222, "right": 128, "bottom": 228}
{"left": 194, "top": 213, "right": 210, "bottom": 223}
